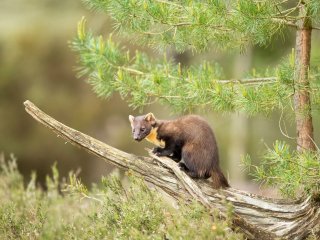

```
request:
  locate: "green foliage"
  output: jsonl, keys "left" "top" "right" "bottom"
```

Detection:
{"left": 72, "top": 18, "right": 298, "bottom": 114}
{"left": 82, "top": 0, "right": 288, "bottom": 52}
{"left": 242, "top": 141, "right": 320, "bottom": 199}
{"left": 0, "top": 156, "right": 243, "bottom": 239}
{"left": 72, "top": 1, "right": 320, "bottom": 116}
{"left": 307, "top": 0, "right": 320, "bottom": 23}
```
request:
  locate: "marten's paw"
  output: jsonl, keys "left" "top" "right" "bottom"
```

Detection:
{"left": 153, "top": 148, "right": 173, "bottom": 157}
{"left": 152, "top": 147, "right": 161, "bottom": 154}
{"left": 152, "top": 147, "right": 165, "bottom": 156}
{"left": 155, "top": 151, "right": 167, "bottom": 157}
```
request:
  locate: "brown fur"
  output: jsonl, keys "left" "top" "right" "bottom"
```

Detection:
{"left": 129, "top": 113, "right": 229, "bottom": 188}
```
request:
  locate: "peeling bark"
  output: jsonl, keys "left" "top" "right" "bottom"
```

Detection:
{"left": 24, "top": 100, "right": 320, "bottom": 240}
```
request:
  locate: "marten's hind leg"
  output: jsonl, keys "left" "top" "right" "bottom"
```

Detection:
{"left": 179, "top": 147, "right": 202, "bottom": 178}
{"left": 179, "top": 161, "right": 200, "bottom": 178}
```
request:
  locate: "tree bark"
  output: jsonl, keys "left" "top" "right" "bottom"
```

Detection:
{"left": 293, "top": 3, "right": 316, "bottom": 152}
{"left": 24, "top": 100, "right": 320, "bottom": 240}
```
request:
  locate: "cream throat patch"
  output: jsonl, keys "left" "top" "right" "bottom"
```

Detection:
{"left": 145, "top": 127, "right": 165, "bottom": 148}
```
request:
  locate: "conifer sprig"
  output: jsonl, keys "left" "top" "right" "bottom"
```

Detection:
{"left": 81, "top": 0, "right": 295, "bottom": 52}
{"left": 72, "top": 18, "right": 296, "bottom": 114}
{"left": 242, "top": 141, "right": 320, "bottom": 198}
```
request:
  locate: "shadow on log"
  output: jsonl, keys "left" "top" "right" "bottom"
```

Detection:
{"left": 24, "top": 100, "right": 320, "bottom": 240}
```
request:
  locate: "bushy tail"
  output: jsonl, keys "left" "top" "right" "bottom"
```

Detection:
{"left": 211, "top": 168, "right": 229, "bottom": 188}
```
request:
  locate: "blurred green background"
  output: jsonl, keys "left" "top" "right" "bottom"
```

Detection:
{"left": 1, "top": 0, "right": 319, "bottom": 195}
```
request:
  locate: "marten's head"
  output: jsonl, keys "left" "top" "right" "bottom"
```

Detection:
{"left": 129, "top": 113, "right": 156, "bottom": 141}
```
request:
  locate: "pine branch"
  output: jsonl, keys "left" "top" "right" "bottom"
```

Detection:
{"left": 271, "top": 18, "right": 297, "bottom": 28}
{"left": 23, "top": 100, "right": 320, "bottom": 240}
{"left": 84, "top": 0, "right": 289, "bottom": 51}
{"left": 243, "top": 140, "right": 320, "bottom": 198}
{"left": 71, "top": 18, "right": 294, "bottom": 114}
{"left": 218, "top": 77, "right": 277, "bottom": 84}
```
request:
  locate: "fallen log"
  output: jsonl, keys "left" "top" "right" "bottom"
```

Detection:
{"left": 24, "top": 100, "right": 320, "bottom": 240}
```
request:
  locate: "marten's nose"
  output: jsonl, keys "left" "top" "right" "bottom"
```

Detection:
{"left": 134, "top": 136, "right": 139, "bottom": 141}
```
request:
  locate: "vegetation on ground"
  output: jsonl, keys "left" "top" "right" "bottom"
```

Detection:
{"left": 0, "top": 155, "right": 243, "bottom": 239}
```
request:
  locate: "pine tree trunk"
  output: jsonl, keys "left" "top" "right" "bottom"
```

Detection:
{"left": 293, "top": 3, "right": 316, "bottom": 152}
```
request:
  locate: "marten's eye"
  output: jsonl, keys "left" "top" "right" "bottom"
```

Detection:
{"left": 132, "top": 129, "right": 135, "bottom": 133}
{"left": 141, "top": 127, "right": 146, "bottom": 132}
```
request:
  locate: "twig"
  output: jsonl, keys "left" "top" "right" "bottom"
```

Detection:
{"left": 80, "top": 193, "right": 103, "bottom": 204}
{"left": 278, "top": 104, "right": 296, "bottom": 140}
{"left": 218, "top": 77, "right": 277, "bottom": 84}
{"left": 313, "top": 26, "right": 320, "bottom": 31}
{"left": 271, "top": 18, "right": 297, "bottom": 28}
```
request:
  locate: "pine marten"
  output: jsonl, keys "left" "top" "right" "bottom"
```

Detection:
{"left": 129, "top": 113, "right": 229, "bottom": 188}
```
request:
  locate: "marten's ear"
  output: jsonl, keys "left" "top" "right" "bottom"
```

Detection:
{"left": 144, "top": 113, "right": 156, "bottom": 122}
{"left": 144, "top": 112, "right": 156, "bottom": 125}
{"left": 129, "top": 115, "right": 135, "bottom": 125}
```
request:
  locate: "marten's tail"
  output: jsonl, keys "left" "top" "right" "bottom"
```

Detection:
{"left": 211, "top": 168, "right": 229, "bottom": 188}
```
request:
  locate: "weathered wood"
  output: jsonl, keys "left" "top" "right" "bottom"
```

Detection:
{"left": 24, "top": 100, "right": 320, "bottom": 240}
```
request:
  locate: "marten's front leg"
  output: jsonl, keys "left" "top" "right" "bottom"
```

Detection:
{"left": 152, "top": 145, "right": 174, "bottom": 157}
{"left": 152, "top": 147, "right": 164, "bottom": 154}
{"left": 153, "top": 147, "right": 181, "bottom": 163}
{"left": 152, "top": 139, "right": 176, "bottom": 158}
